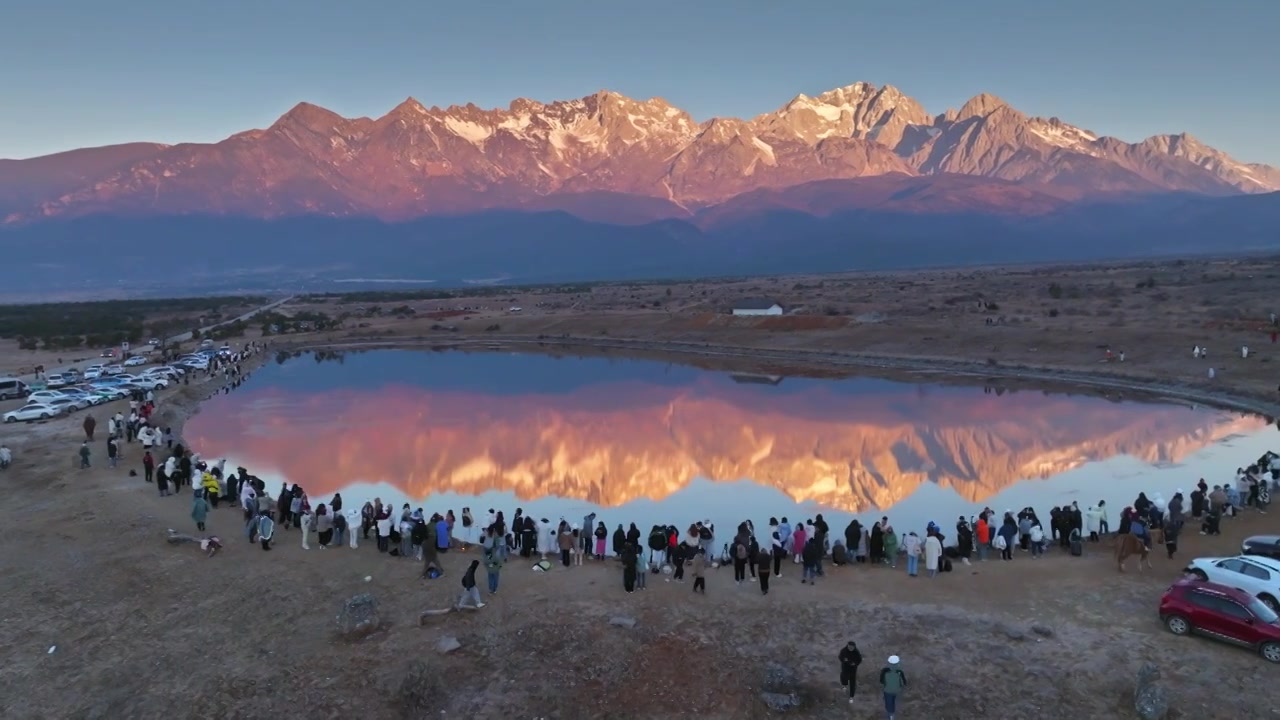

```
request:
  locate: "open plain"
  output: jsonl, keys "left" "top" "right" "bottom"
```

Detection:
{"left": 1, "top": 256, "right": 1279, "bottom": 719}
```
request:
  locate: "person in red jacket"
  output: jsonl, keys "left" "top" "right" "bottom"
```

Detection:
{"left": 975, "top": 514, "right": 991, "bottom": 562}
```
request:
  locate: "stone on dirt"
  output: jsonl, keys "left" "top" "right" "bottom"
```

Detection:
{"left": 436, "top": 635, "right": 462, "bottom": 654}
{"left": 1133, "top": 662, "right": 1169, "bottom": 720}
{"left": 1000, "top": 625, "right": 1026, "bottom": 641}
{"left": 760, "top": 662, "right": 803, "bottom": 712}
{"left": 608, "top": 615, "right": 637, "bottom": 628}
{"left": 1031, "top": 624, "right": 1055, "bottom": 637}
{"left": 336, "top": 593, "right": 380, "bottom": 640}
{"left": 760, "top": 691, "right": 801, "bottom": 712}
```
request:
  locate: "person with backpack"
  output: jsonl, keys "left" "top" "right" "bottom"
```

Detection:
{"left": 879, "top": 655, "right": 906, "bottom": 720}
{"left": 838, "top": 640, "right": 863, "bottom": 703}
{"left": 732, "top": 537, "right": 750, "bottom": 585}
{"left": 801, "top": 536, "right": 821, "bottom": 584}
{"left": 690, "top": 547, "right": 707, "bottom": 594}
{"left": 648, "top": 525, "right": 667, "bottom": 569}
{"left": 621, "top": 542, "right": 638, "bottom": 593}
{"left": 755, "top": 548, "right": 771, "bottom": 595}
{"left": 459, "top": 559, "right": 485, "bottom": 609}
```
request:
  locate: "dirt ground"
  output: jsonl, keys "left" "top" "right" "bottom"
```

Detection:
{"left": 2, "top": 257, "right": 1280, "bottom": 719}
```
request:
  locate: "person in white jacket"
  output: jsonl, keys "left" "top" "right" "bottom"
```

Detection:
{"left": 923, "top": 532, "right": 942, "bottom": 578}
{"left": 537, "top": 518, "right": 555, "bottom": 559}
{"left": 902, "top": 532, "right": 922, "bottom": 577}
{"left": 1085, "top": 507, "right": 1102, "bottom": 542}
{"left": 1029, "top": 524, "right": 1045, "bottom": 557}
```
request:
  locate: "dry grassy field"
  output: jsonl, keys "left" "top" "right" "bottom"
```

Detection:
{"left": 1, "top": 256, "right": 1278, "bottom": 719}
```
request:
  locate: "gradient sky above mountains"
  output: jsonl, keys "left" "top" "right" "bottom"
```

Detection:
{"left": 2, "top": 1, "right": 1276, "bottom": 164}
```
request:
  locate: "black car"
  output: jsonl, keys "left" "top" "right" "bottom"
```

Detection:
{"left": 1242, "top": 535, "right": 1280, "bottom": 561}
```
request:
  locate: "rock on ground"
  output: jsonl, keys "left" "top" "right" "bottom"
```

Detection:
{"left": 608, "top": 615, "right": 637, "bottom": 628}
{"left": 1134, "top": 662, "right": 1169, "bottom": 720}
{"left": 1031, "top": 624, "right": 1055, "bottom": 637}
{"left": 436, "top": 635, "right": 462, "bottom": 654}
{"left": 760, "top": 691, "right": 801, "bottom": 712}
{"left": 336, "top": 593, "right": 380, "bottom": 640}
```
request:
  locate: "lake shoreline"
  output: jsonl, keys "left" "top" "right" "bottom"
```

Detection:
{"left": 279, "top": 334, "right": 1280, "bottom": 421}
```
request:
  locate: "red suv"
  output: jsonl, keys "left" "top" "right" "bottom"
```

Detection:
{"left": 1160, "top": 578, "right": 1280, "bottom": 663}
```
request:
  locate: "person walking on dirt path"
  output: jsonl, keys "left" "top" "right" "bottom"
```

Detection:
{"left": 107, "top": 437, "right": 119, "bottom": 468}
{"left": 191, "top": 490, "right": 209, "bottom": 533}
{"left": 484, "top": 528, "right": 503, "bottom": 594}
{"left": 258, "top": 513, "right": 275, "bottom": 551}
{"left": 459, "top": 559, "right": 485, "bottom": 609}
{"left": 142, "top": 450, "right": 154, "bottom": 483}
{"left": 621, "top": 542, "right": 639, "bottom": 593}
{"left": 838, "top": 641, "right": 863, "bottom": 704}
{"left": 690, "top": 547, "right": 707, "bottom": 594}
{"left": 879, "top": 655, "right": 906, "bottom": 720}
{"left": 82, "top": 415, "right": 96, "bottom": 442}
{"left": 78, "top": 442, "right": 91, "bottom": 469}
{"left": 756, "top": 548, "right": 771, "bottom": 595}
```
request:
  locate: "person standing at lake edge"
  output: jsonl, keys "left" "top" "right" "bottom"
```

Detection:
{"left": 879, "top": 655, "right": 906, "bottom": 720}
{"left": 838, "top": 641, "right": 863, "bottom": 704}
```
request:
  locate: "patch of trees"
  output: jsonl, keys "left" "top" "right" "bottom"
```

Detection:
{"left": 0, "top": 295, "right": 266, "bottom": 351}
{"left": 258, "top": 310, "right": 340, "bottom": 335}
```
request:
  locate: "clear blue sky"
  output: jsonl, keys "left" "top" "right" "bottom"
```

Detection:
{"left": 2, "top": 0, "right": 1276, "bottom": 164}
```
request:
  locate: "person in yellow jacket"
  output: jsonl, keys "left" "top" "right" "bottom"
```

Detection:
{"left": 201, "top": 472, "right": 222, "bottom": 507}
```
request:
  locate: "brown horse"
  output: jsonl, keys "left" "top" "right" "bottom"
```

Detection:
{"left": 1116, "top": 534, "right": 1152, "bottom": 572}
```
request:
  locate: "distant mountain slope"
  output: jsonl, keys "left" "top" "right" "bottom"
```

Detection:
{"left": 1, "top": 191, "right": 1275, "bottom": 293}
{"left": 1, "top": 82, "right": 1276, "bottom": 226}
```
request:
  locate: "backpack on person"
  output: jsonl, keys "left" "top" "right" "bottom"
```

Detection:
{"left": 882, "top": 668, "right": 905, "bottom": 695}
{"left": 735, "top": 542, "right": 748, "bottom": 561}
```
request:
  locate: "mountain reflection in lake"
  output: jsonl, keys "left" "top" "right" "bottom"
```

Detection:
{"left": 186, "top": 350, "right": 1272, "bottom": 539}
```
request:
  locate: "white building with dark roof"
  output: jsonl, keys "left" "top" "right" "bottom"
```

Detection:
{"left": 731, "top": 298, "right": 784, "bottom": 316}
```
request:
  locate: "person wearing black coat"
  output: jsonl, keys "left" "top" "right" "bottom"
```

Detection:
{"left": 844, "top": 520, "right": 862, "bottom": 557}
{"left": 612, "top": 525, "right": 626, "bottom": 556}
{"left": 838, "top": 641, "right": 863, "bottom": 701}
{"left": 621, "top": 543, "right": 638, "bottom": 593}
{"left": 459, "top": 560, "right": 483, "bottom": 608}
{"left": 956, "top": 518, "right": 974, "bottom": 561}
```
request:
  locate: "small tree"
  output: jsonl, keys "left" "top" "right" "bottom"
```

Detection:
{"left": 1047, "top": 282, "right": 1063, "bottom": 299}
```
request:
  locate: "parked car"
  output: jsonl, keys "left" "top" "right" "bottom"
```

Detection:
{"left": 1160, "top": 578, "right": 1280, "bottom": 663}
{"left": 46, "top": 396, "right": 89, "bottom": 413}
{"left": 85, "top": 386, "right": 127, "bottom": 402}
{"left": 0, "top": 378, "right": 31, "bottom": 400}
{"left": 83, "top": 367, "right": 103, "bottom": 380}
{"left": 144, "top": 367, "right": 180, "bottom": 380}
{"left": 122, "top": 375, "right": 168, "bottom": 390}
{"left": 1243, "top": 536, "right": 1280, "bottom": 562}
{"left": 45, "top": 374, "right": 69, "bottom": 388}
{"left": 4, "top": 402, "right": 63, "bottom": 422}
{"left": 60, "top": 388, "right": 104, "bottom": 406}
{"left": 124, "top": 356, "right": 147, "bottom": 367}
{"left": 27, "top": 390, "right": 69, "bottom": 403}
{"left": 1185, "top": 555, "right": 1280, "bottom": 611}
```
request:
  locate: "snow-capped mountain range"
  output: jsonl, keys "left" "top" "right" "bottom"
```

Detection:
{"left": 3, "top": 81, "right": 1277, "bottom": 225}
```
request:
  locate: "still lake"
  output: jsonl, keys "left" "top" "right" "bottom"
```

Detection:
{"left": 186, "top": 350, "right": 1274, "bottom": 541}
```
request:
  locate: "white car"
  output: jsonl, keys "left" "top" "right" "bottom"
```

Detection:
{"left": 45, "top": 374, "right": 69, "bottom": 388}
{"left": 123, "top": 375, "right": 168, "bottom": 390}
{"left": 1186, "top": 555, "right": 1280, "bottom": 612}
{"left": 83, "top": 367, "right": 103, "bottom": 380}
{"left": 46, "top": 396, "right": 89, "bottom": 413}
{"left": 28, "top": 390, "right": 69, "bottom": 403}
{"left": 4, "top": 402, "right": 63, "bottom": 422}
{"left": 124, "top": 356, "right": 147, "bottom": 367}
{"left": 102, "top": 365, "right": 125, "bottom": 375}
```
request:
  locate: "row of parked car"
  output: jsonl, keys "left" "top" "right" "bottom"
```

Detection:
{"left": 2, "top": 365, "right": 185, "bottom": 423}
{"left": 1159, "top": 535, "right": 1280, "bottom": 664}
